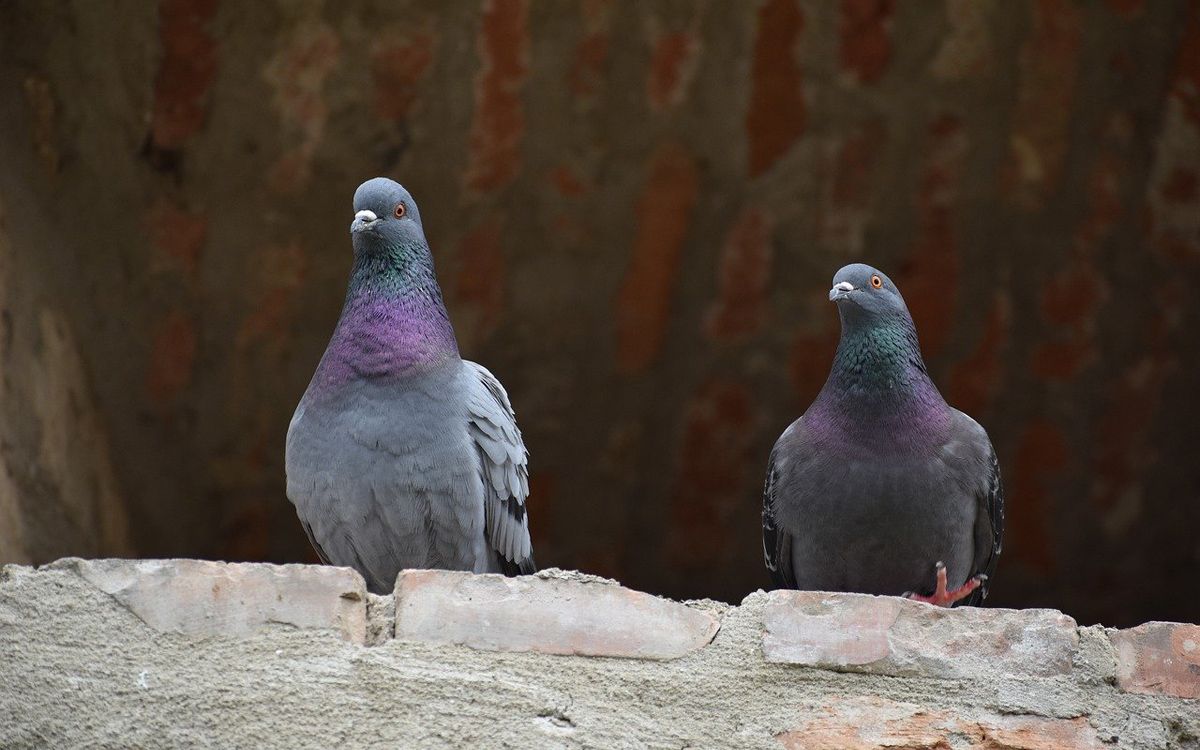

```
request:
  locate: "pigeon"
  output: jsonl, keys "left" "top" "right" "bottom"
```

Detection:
{"left": 285, "top": 177, "right": 535, "bottom": 594}
{"left": 762, "top": 263, "right": 1003, "bottom": 606}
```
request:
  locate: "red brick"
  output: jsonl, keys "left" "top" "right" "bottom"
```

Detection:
{"left": 454, "top": 216, "right": 507, "bottom": 345}
{"left": 763, "top": 590, "right": 1078, "bottom": 679}
{"left": 370, "top": 26, "right": 437, "bottom": 122}
{"left": 614, "top": 142, "right": 698, "bottom": 373}
{"left": 1111, "top": 621, "right": 1200, "bottom": 699}
{"left": 146, "top": 309, "right": 198, "bottom": 407}
{"left": 149, "top": 0, "right": 218, "bottom": 151}
{"left": 263, "top": 21, "right": 341, "bottom": 193}
{"left": 547, "top": 164, "right": 588, "bottom": 197}
{"left": 144, "top": 198, "right": 207, "bottom": 277}
{"left": 896, "top": 114, "right": 966, "bottom": 359}
{"left": 839, "top": 0, "right": 893, "bottom": 85}
{"left": 394, "top": 569, "right": 719, "bottom": 659}
{"left": 647, "top": 30, "right": 698, "bottom": 111}
{"left": 465, "top": 0, "right": 529, "bottom": 193}
{"left": 567, "top": 0, "right": 612, "bottom": 100}
{"left": 776, "top": 697, "right": 1105, "bottom": 750}
{"left": 818, "top": 118, "right": 885, "bottom": 253}
{"left": 746, "top": 0, "right": 805, "bottom": 177}
{"left": 59, "top": 558, "right": 367, "bottom": 643}
{"left": 704, "top": 208, "right": 772, "bottom": 342}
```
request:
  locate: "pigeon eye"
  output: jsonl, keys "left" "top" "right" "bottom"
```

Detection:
{"left": 394, "top": 202, "right": 407, "bottom": 219}
{"left": 870, "top": 275, "right": 883, "bottom": 289}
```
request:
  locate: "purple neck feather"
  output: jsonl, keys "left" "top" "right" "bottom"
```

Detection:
{"left": 311, "top": 246, "right": 459, "bottom": 392}
{"left": 805, "top": 320, "right": 952, "bottom": 452}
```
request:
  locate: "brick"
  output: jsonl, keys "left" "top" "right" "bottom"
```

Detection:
{"left": 1110, "top": 621, "right": 1200, "bottom": 699}
{"left": 776, "top": 697, "right": 1105, "bottom": 750}
{"left": 57, "top": 558, "right": 367, "bottom": 643}
{"left": 704, "top": 208, "right": 773, "bottom": 343}
{"left": 149, "top": 0, "right": 218, "bottom": 151}
{"left": 465, "top": 0, "right": 530, "bottom": 193}
{"left": 746, "top": 0, "right": 805, "bottom": 177}
{"left": 614, "top": 142, "right": 698, "bottom": 373}
{"left": 838, "top": 0, "right": 893, "bottom": 85}
{"left": 647, "top": 30, "right": 698, "bottom": 111}
{"left": 394, "top": 569, "right": 719, "bottom": 659}
{"left": 762, "top": 590, "right": 1077, "bottom": 679}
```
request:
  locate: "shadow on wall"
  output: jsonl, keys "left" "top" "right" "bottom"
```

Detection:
{"left": 0, "top": 0, "right": 1198, "bottom": 627}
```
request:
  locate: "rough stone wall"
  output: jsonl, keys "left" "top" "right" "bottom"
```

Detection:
{"left": 1, "top": 559, "right": 1197, "bottom": 749}
{"left": 0, "top": 1, "right": 1198, "bottom": 626}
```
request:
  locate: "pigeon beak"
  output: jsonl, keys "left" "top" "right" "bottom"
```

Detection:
{"left": 829, "top": 281, "right": 855, "bottom": 302}
{"left": 351, "top": 209, "right": 380, "bottom": 233}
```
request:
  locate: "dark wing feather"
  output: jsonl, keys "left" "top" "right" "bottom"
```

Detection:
{"left": 961, "top": 440, "right": 1004, "bottom": 606}
{"left": 465, "top": 361, "right": 536, "bottom": 575}
{"left": 301, "top": 520, "right": 332, "bottom": 565}
{"left": 762, "top": 441, "right": 796, "bottom": 589}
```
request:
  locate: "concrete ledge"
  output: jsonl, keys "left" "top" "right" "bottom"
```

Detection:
{"left": 1, "top": 558, "right": 1197, "bottom": 749}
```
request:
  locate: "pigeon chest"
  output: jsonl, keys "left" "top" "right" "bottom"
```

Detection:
{"left": 781, "top": 449, "right": 979, "bottom": 596}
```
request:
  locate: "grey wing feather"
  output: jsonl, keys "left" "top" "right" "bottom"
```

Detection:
{"left": 762, "top": 433, "right": 796, "bottom": 589}
{"left": 465, "top": 361, "right": 536, "bottom": 575}
{"left": 964, "top": 445, "right": 1004, "bottom": 605}
{"left": 955, "top": 413, "right": 1004, "bottom": 606}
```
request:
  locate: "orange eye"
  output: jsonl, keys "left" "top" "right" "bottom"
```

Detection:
{"left": 870, "top": 274, "right": 883, "bottom": 289}
{"left": 394, "top": 202, "right": 407, "bottom": 219}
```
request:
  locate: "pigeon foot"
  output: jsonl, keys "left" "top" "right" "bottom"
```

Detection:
{"left": 904, "top": 561, "right": 985, "bottom": 607}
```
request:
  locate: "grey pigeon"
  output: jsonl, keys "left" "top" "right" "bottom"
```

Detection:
{"left": 762, "top": 263, "right": 1003, "bottom": 606}
{"left": 286, "top": 177, "right": 535, "bottom": 594}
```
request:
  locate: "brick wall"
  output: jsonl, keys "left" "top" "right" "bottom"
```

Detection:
{"left": 1, "top": 559, "right": 1196, "bottom": 748}
{"left": 1, "top": 1, "right": 1198, "bottom": 627}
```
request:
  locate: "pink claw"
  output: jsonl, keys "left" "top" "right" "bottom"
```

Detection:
{"left": 905, "top": 562, "right": 984, "bottom": 607}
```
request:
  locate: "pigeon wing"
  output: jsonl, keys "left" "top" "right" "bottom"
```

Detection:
{"left": 465, "top": 361, "right": 536, "bottom": 575}
{"left": 762, "top": 422, "right": 799, "bottom": 589}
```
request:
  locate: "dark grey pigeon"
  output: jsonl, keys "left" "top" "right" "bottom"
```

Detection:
{"left": 762, "top": 263, "right": 1003, "bottom": 606}
{"left": 286, "top": 177, "right": 535, "bottom": 594}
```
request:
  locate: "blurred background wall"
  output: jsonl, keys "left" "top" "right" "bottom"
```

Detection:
{"left": 0, "top": 0, "right": 1197, "bottom": 627}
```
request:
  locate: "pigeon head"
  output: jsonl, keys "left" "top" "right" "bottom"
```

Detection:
{"left": 827, "top": 263, "right": 913, "bottom": 330}
{"left": 350, "top": 177, "right": 427, "bottom": 255}
{"left": 814, "top": 261, "right": 945, "bottom": 417}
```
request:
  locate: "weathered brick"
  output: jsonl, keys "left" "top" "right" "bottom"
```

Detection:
{"left": 465, "top": 0, "right": 530, "bottom": 193}
{"left": 57, "top": 558, "right": 367, "bottom": 643}
{"left": 763, "top": 590, "right": 1077, "bottom": 679}
{"left": 614, "top": 142, "right": 698, "bottom": 374}
{"left": 746, "top": 0, "right": 805, "bottom": 177}
{"left": 1110, "top": 621, "right": 1200, "bottom": 699}
{"left": 647, "top": 30, "right": 698, "bottom": 111}
{"left": 394, "top": 569, "right": 719, "bottom": 659}
{"left": 775, "top": 697, "right": 1105, "bottom": 750}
